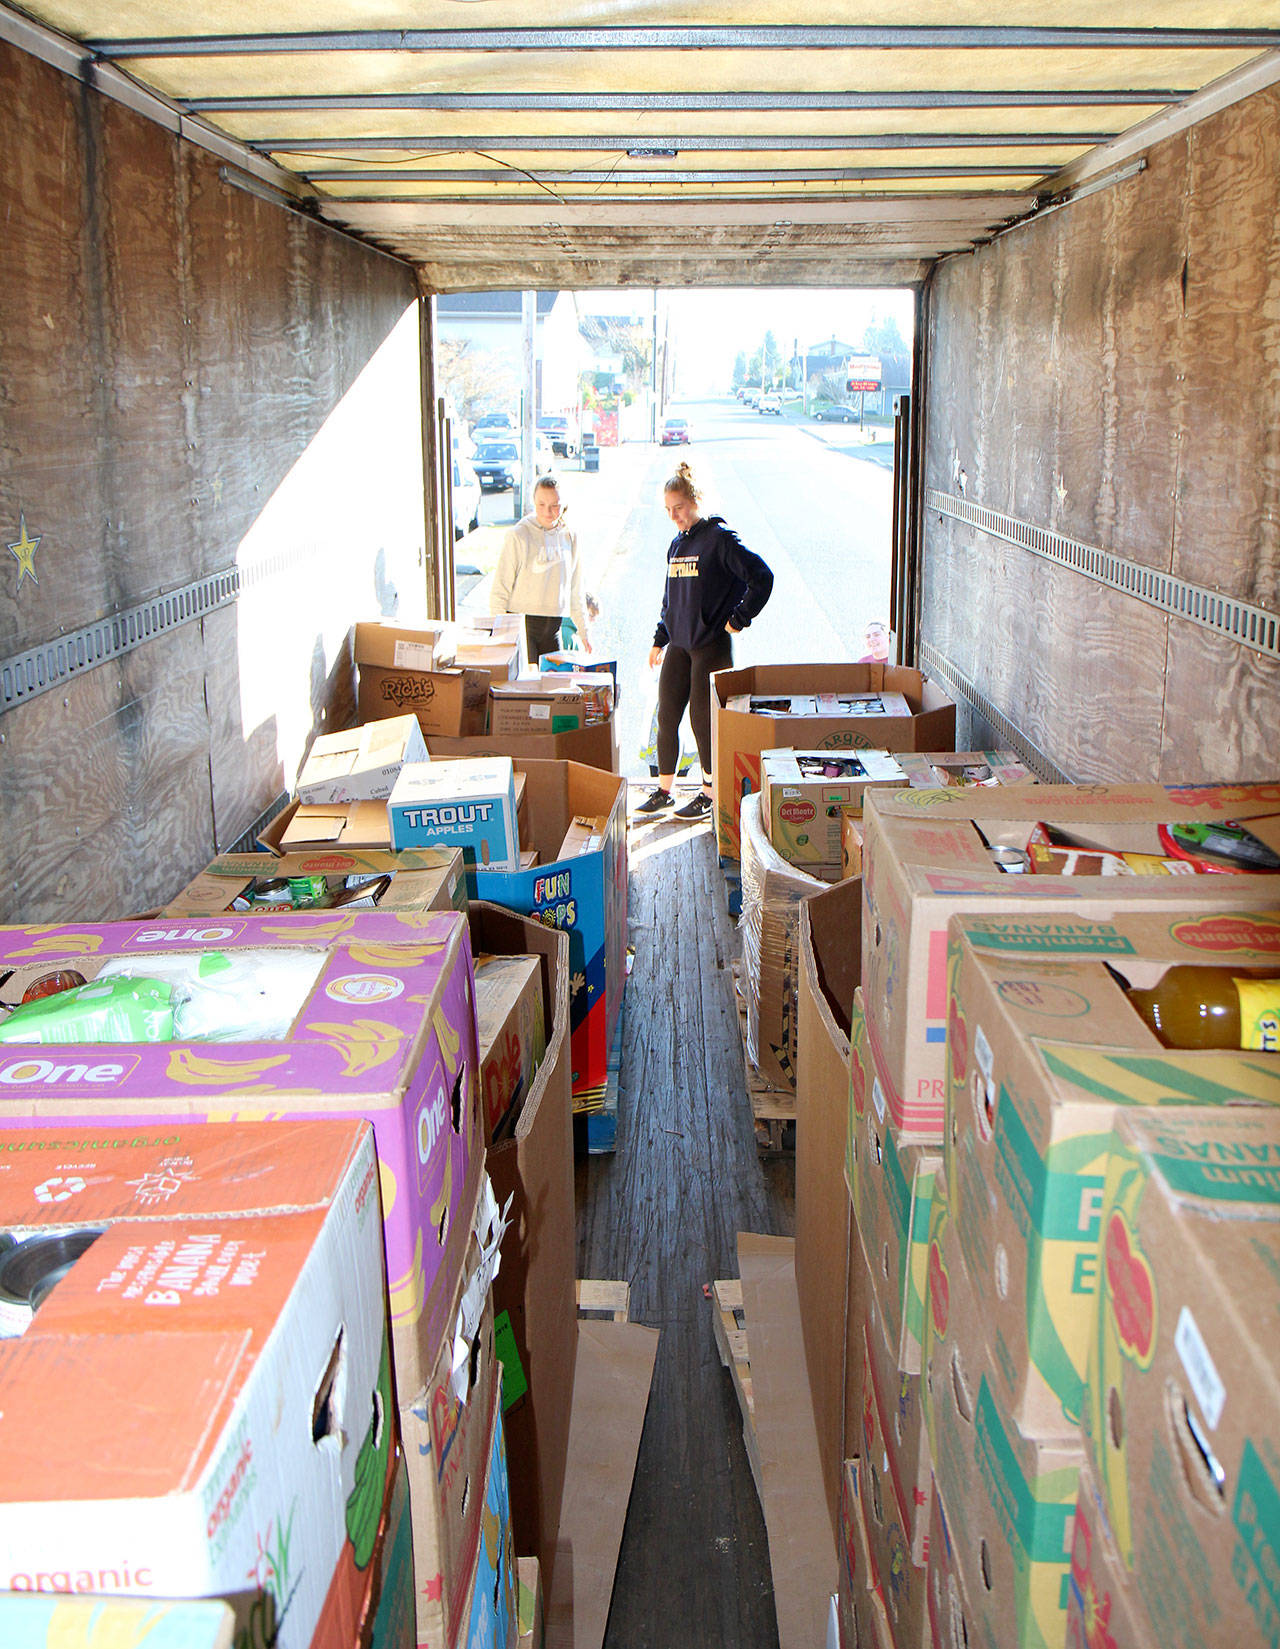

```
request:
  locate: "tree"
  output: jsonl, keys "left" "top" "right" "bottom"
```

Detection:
{"left": 436, "top": 337, "right": 518, "bottom": 427}
{"left": 732, "top": 350, "right": 748, "bottom": 387}
{"left": 858, "top": 313, "right": 912, "bottom": 389}
{"left": 762, "top": 330, "right": 782, "bottom": 387}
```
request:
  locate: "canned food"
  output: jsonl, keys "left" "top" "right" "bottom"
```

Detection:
{"left": 988, "top": 845, "right": 1032, "bottom": 874}
{"left": 0, "top": 1228, "right": 105, "bottom": 1331}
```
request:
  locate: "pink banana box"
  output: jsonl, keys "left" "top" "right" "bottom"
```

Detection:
{"left": 0, "top": 908, "right": 480, "bottom": 1396}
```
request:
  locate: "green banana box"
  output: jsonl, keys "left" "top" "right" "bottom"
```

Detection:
{"left": 922, "top": 1184, "right": 1083, "bottom": 1649}
{"left": 1084, "top": 1106, "right": 1280, "bottom": 1649}
{"left": 1064, "top": 1458, "right": 1156, "bottom": 1649}
{"left": 944, "top": 909, "right": 1280, "bottom": 1438}
{"left": 850, "top": 982, "right": 940, "bottom": 1375}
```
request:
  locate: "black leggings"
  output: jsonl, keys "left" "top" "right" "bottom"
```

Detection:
{"left": 656, "top": 633, "right": 733, "bottom": 781}
{"left": 524, "top": 614, "right": 564, "bottom": 663}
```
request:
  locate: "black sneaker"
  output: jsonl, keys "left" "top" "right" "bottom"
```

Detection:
{"left": 634, "top": 787, "right": 674, "bottom": 815}
{"left": 674, "top": 791, "right": 712, "bottom": 821}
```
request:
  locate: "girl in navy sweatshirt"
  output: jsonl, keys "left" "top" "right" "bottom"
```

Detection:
{"left": 637, "top": 460, "right": 774, "bottom": 820}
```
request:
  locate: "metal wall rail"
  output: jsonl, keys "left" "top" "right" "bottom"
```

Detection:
{"left": 926, "top": 490, "right": 1280, "bottom": 661}
{"left": 916, "top": 641, "right": 1074, "bottom": 784}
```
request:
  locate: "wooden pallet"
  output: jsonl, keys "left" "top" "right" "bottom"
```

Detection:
{"left": 576, "top": 1279, "right": 631, "bottom": 1322}
{"left": 710, "top": 1278, "right": 764, "bottom": 1505}
{"left": 731, "top": 964, "right": 797, "bottom": 1153}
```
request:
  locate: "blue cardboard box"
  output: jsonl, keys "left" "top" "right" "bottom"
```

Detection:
{"left": 390, "top": 757, "right": 520, "bottom": 869}
{"left": 462, "top": 1393, "right": 517, "bottom": 1649}
{"left": 471, "top": 760, "right": 627, "bottom": 1109}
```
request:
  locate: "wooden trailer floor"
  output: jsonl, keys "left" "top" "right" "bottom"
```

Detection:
{"left": 574, "top": 794, "right": 796, "bottom": 1649}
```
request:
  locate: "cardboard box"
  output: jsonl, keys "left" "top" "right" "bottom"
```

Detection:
{"left": 516, "top": 1556, "right": 543, "bottom": 1649}
{"left": 0, "top": 1598, "right": 236, "bottom": 1648}
{"left": 859, "top": 1329, "right": 929, "bottom": 1649}
{"left": 863, "top": 1289, "right": 931, "bottom": 1568}
{"left": 557, "top": 814, "right": 607, "bottom": 861}
{"left": 946, "top": 908, "right": 1280, "bottom": 1436}
{"left": 761, "top": 747, "right": 908, "bottom": 870}
{"left": 402, "top": 1176, "right": 505, "bottom": 1649}
{"left": 389, "top": 758, "right": 521, "bottom": 870}
{"left": 457, "top": 613, "right": 527, "bottom": 673}
{"left": 0, "top": 1120, "right": 390, "bottom": 1649}
{"left": 297, "top": 714, "right": 430, "bottom": 804}
{"left": 355, "top": 619, "right": 456, "bottom": 674}
{"left": 924, "top": 1485, "right": 980, "bottom": 1649}
{"left": 538, "top": 651, "right": 618, "bottom": 700}
{"left": 490, "top": 679, "right": 586, "bottom": 737}
{"left": 368, "top": 1451, "right": 417, "bottom": 1649}
{"left": 849, "top": 994, "right": 940, "bottom": 1378}
{"left": 740, "top": 793, "right": 830, "bottom": 1092}
{"left": 471, "top": 762, "right": 627, "bottom": 1109}
{"left": 359, "top": 655, "right": 491, "bottom": 739}
{"left": 796, "top": 880, "right": 861, "bottom": 1530}
{"left": 471, "top": 905, "right": 575, "bottom": 1589}
{"left": 453, "top": 640, "right": 521, "bottom": 683}
{"left": 861, "top": 782, "right": 1280, "bottom": 1138}
{"left": 166, "top": 846, "right": 466, "bottom": 915}
{"left": 710, "top": 663, "right": 957, "bottom": 861}
{"left": 475, "top": 953, "right": 546, "bottom": 1143}
{"left": 427, "top": 719, "right": 619, "bottom": 776}
{"left": 457, "top": 1391, "right": 518, "bottom": 1649}
{"left": 0, "top": 910, "right": 482, "bottom": 1397}
{"left": 1065, "top": 1459, "right": 1156, "bottom": 1649}
{"left": 555, "top": 672, "right": 614, "bottom": 724}
{"left": 839, "top": 1459, "right": 895, "bottom": 1649}
{"left": 1084, "top": 1105, "right": 1280, "bottom": 1649}
{"left": 896, "top": 749, "right": 1037, "bottom": 790}
{"left": 841, "top": 812, "right": 866, "bottom": 881}
{"left": 922, "top": 1185, "right": 1083, "bottom": 1649}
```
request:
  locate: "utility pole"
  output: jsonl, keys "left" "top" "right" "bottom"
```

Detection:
{"left": 650, "top": 288, "right": 659, "bottom": 443}
{"left": 520, "top": 290, "right": 536, "bottom": 518}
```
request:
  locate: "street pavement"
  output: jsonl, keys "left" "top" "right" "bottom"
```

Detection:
{"left": 459, "top": 395, "right": 895, "bottom": 777}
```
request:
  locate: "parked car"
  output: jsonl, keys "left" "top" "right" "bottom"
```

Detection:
{"left": 661, "top": 416, "right": 690, "bottom": 446}
{"left": 813, "top": 404, "right": 858, "bottom": 423}
{"left": 472, "top": 411, "right": 514, "bottom": 437}
{"left": 537, "top": 413, "right": 580, "bottom": 457}
{"left": 471, "top": 435, "right": 555, "bottom": 493}
{"left": 746, "top": 389, "right": 761, "bottom": 408}
{"left": 758, "top": 393, "right": 782, "bottom": 415}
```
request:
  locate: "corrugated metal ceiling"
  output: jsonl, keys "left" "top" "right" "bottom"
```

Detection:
{"left": 10, "top": 2, "right": 1280, "bottom": 288}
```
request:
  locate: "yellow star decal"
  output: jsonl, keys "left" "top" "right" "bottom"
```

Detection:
{"left": 7, "top": 514, "right": 41, "bottom": 590}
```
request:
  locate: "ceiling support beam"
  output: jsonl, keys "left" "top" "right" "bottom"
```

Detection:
{"left": 262, "top": 131, "right": 1114, "bottom": 154}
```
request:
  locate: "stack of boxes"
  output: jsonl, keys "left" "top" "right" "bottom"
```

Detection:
{"left": 836, "top": 782, "right": 1280, "bottom": 1649}
{"left": 0, "top": 877, "right": 572, "bottom": 1646}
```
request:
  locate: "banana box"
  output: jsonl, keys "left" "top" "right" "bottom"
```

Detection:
{"left": 165, "top": 847, "right": 467, "bottom": 918}
{"left": 760, "top": 747, "right": 907, "bottom": 871}
{"left": 474, "top": 954, "right": 546, "bottom": 1144}
{"left": 1065, "top": 1459, "right": 1156, "bottom": 1649}
{"left": 458, "top": 1388, "right": 518, "bottom": 1649}
{"left": 858, "top": 1327, "right": 929, "bottom": 1649}
{"left": 402, "top": 1174, "right": 507, "bottom": 1649}
{"left": 839, "top": 1460, "right": 894, "bottom": 1649}
{"left": 863, "top": 1290, "right": 931, "bottom": 1567}
{"left": 0, "top": 910, "right": 482, "bottom": 1397}
{"left": 0, "top": 1120, "right": 393, "bottom": 1649}
{"left": 0, "top": 1597, "right": 236, "bottom": 1647}
{"left": 925, "top": 1487, "right": 980, "bottom": 1649}
{"left": 849, "top": 989, "right": 939, "bottom": 1376}
{"left": 861, "top": 782, "right": 1280, "bottom": 1138}
{"left": 1084, "top": 1107, "right": 1280, "bottom": 1649}
{"left": 945, "top": 909, "right": 1280, "bottom": 1438}
{"left": 922, "top": 1183, "right": 1082, "bottom": 1649}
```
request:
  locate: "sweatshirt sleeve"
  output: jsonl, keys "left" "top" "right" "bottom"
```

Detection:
{"left": 489, "top": 527, "right": 521, "bottom": 616}
{"left": 652, "top": 539, "right": 672, "bottom": 647}
{"left": 719, "top": 526, "right": 774, "bottom": 630}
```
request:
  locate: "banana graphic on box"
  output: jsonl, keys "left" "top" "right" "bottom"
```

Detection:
{"left": 165, "top": 1048, "right": 292, "bottom": 1086}
{"left": 345, "top": 1333, "right": 394, "bottom": 1569}
{"left": 306, "top": 1018, "right": 403, "bottom": 1077}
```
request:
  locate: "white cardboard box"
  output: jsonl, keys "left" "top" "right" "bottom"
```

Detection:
{"left": 297, "top": 714, "right": 429, "bottom": 804}
{"left": 390, "top": 757, "right": 521, "bottom": 869}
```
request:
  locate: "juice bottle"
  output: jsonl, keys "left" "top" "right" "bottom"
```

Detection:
{"left": 1127, "top": 965, "right": 1280, "bottom": 1051}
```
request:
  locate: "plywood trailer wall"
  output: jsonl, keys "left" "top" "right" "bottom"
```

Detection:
{"left": 919, "top": 82, "right": 1280, "bottom": 784}
{"left": 0, "top": 40, "right": 429, "bottom": 924}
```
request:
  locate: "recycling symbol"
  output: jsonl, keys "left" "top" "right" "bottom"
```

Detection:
{"left": 34, "top": 1175, "right": 85, "bottom": 1204}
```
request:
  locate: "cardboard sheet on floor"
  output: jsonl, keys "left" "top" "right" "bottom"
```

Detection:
{"left": 739, "top": 1233, "right": 840, "bottom": 1649}
{"left": 545, "top": 1318, "right": 660, "bottom": 1649}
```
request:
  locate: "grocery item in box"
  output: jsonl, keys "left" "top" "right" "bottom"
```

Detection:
{"left": 897, "top": 749, "right": 1036, "bottom": 789}
{"left": 0, "top": 1121, "right": 391, "bottom": 1649}
{"left": 841, "top": 812, "right": 867, "bottom": 879}
{"left": 945, "top": 909, "right": 1280, "bottom": 1437}
{"left": 475, "top": 952, "right": 546, "bottom": 1141}
{"left": 168, "top": 846, "right": 465, "bottom": 916}
{"left": 0, "top": 910, "right": 482, "bottom": 1396}
{"left": 860, "top": 782, "right": 1280, "bottom": 1137}
{"left": 1085, "top": 1106, "right": 1280, "bottom": 1649}
{"left": 296, "top": 714, "right": 429, "bottom": 804}
{"left": 538, "top": 651, "right": 618, "bottom": 702}
{"left": 711, "top": 663, "right": 956, "bottom": 861}
{"left": 761, "top": 747, "right": 907, "bottom": 870}
{"left": 390, "top": 758, "right": 521, "bottom": 870}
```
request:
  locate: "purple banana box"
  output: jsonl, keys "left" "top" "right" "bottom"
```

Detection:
{"left": 0, "top": 908, "right": 480, "bottom": 1396}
